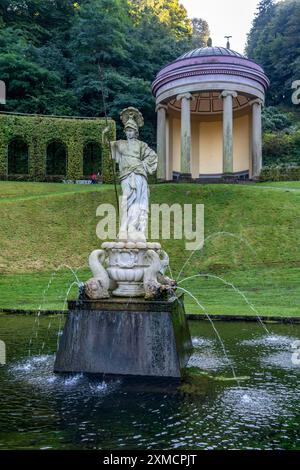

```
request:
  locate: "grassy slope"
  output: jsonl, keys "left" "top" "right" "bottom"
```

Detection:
{"left": 0, "top": 181, "right": 299, "bottom": 316}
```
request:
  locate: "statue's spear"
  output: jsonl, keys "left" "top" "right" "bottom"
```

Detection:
{"left": 97, "top": 61, "right": 120, "bottom": 219}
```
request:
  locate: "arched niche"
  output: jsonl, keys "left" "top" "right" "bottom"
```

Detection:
{"left": 8, "top": 137, "right": 29, "bottom": 175}
{"left": 83, "top": 141, "right": 102, "bottom": 176}
{"left": 46, "top": 141, "right": 67, "bottom": 176}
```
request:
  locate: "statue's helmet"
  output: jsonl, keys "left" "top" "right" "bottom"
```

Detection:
{"left": 120, "top": 107, "right": 144, "bottom": 132}
{"left": 124, "top": 117, "right": 139, "bottom": 132}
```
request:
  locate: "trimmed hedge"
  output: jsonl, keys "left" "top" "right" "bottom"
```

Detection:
{"left": 260, "top": 165, "right": 300, "bottom": 182}
{"left": 0, "top": 113, "right": 116, "bottom": 183}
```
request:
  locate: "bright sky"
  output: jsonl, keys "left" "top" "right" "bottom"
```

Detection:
{"left": 180, "top": 0, "right": 261, "bottom": 54}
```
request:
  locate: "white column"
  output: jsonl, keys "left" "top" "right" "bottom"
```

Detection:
{"left": 166, "top": 115, "right": 170, "bottom": 179}
{"left": 221, "top": 90, "right": 237, "bottom": 175}
{"left": 251, "top": 99, "right": 263, "bottom": 179}
{"left": 177, "top": 92, "right": 193, "bottom": 176}
{"left": 156, "top": 103, "right": 168, "bottom": 180}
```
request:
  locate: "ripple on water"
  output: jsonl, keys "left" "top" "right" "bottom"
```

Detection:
{"left": 239, "top": 334, "right": 299, "bottom": 349}
{"left": 187, "top": 351, "right": 233, "bottom": 371}
{"left": 10, "top": 354, "right": 50, "bottom": 372}
{"left": 88, "top": 381, "right": 109, "bottom": 394}
{"left": 9, "top": 355, "right": 120, "bottom": 395}
{"left": 261, "top": 351, "right": 300, "bottom": 371}
{"left": 192, "top": 337, "right": 215, "bottom": 349}
{"left": 63, "top": 374, "right": 84, "bottom": 386}
{"left": 220, "top": 387, "right": 287, "bottom": 421}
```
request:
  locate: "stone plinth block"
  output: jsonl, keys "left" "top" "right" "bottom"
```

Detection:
{"left": 54, "top": 295, "right": 193, "bottom": 378}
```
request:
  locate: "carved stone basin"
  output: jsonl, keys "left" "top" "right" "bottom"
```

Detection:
{"left": 102, "top": 241, "right": 162, "bottom": 297}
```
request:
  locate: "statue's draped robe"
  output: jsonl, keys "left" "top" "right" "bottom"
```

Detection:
{"left": 110, "top": 139, "right": 157, "bottom": 239}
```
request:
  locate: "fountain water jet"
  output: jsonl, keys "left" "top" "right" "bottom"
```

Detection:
{"left": 176, "top": 286, "right": 240, "bottom": 385}
{"left": 28, "top": 264, "right": 84, "bottom": 356}
{"left": 177, "top": 231, "right": 256, "bottom": 282}
{"left": 178, "top": 274, "right": 270, "bottom": 334}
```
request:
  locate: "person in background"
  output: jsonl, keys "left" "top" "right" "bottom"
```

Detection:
{"left": 91, "top": 172, "right": 97, "bottom": 184}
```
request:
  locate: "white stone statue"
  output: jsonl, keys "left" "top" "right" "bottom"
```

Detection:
{"left": 107, "top": 107, "right": 158, "bottom": 242}
{"left": 83, "top": 107, "right": 176, "bottom": 300}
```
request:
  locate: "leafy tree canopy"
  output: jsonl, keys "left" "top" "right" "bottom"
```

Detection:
{"left": 0, "top": 0, "right": 209, "bottom": 144}
{"left": 246, "top": 0, "right": 300, "bottom": 105}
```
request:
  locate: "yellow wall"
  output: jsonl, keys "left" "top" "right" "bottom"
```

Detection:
{"left": 169, "top": 111, "right": 251, "bottom": 177}
{"left": 198, "top": 120, "right": 223, "bottom": 175}
{"left": 171, "top": 117, "right": 181, "bottom": 173}
{"left": 191, "top": 121, "right": 200, "bottom": 178}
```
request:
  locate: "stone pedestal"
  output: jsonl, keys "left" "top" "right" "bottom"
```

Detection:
{"left": 54, "top": 295, "right": 193, "bottom": 378}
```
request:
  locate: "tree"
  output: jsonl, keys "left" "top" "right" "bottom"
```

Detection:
{"left": 68, "top": 0, "right": 131, "bottom": 114}
{"left": 129, "top": 0, "right": 192, "bottom": 39}
{"left": 0, "top": 0, "right": 210, "bottom": 146}
{"left": 246, "top": 0, "right": 300, "bottom": 106}
{"left": 68, "top": 0, "right": 194, "bottom": 143}
{"left": 191, "top": 18, "right": 210, "bottom": 49}
{"left": 0, "top": 24, "right": 77, "bottom": 114}
{"left": 0, "top": 1, "right": 82, "bottom": 44}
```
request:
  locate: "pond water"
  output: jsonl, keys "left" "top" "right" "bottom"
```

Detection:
{"left": 0, "top": 314, "right": 300, "bottom": 450}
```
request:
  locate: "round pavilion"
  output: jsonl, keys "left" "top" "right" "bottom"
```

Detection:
{"left": 151, "top": 44, "right": 270, "bottom": 181}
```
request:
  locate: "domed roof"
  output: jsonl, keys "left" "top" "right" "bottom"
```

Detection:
{"left": 178, "top": 46, "right": 244, "bottom": 60}
{"left": 152, "top": 44, "right": 270, "bottom": 102}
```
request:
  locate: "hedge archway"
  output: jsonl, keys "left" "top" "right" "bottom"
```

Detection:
{"left": 83, "top": 141, "right": 102, "bottom": 176}
{"left": 8, "top": 138, "right": 29, "bottom": 175}
{"left": 46, "top": 141, "right": 67, "bottom": 176}
{"left": 0, "top": 114, "right": 116, "bottom": 182}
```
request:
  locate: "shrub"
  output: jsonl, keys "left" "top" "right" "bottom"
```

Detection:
{"left": 263, "top": 129, "right": 300, "bottom": 166}
{"left": 262, "top": 107, "right": 295, "bottom": 132}
{"left": 260, "top": 165, "right": 300, "bottom": 181}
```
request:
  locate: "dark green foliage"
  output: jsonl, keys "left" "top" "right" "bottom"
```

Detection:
{"left": 67, "top": 0, "right": 195, "bottom": 144}
{"left": 262, "top": 107, "right": 300, "bottom": 166}
{"left": 83, "top": 142, "right": 102, "bottom": 176}
{"left": 260, "top": 165, "right": 300, "bottom": 181}
{"left": 247, "top": 1, "right": 300, "bottom": 168}
{"left": 0, "top": 26, "right": 78, "bottom": 115}
{"left": 246, "top": 0, "right": 300, "bottom": 106}
{"left": 0, "top": 0, "right": 208, "bottom": 146}
{"left": 46, "top": 141, "right": 67, "bottom": 176}
{"left": 7, "top": 137, "right": 29, "bottom": 174}
{"left": 263, "top": 128, "right": 300, "bottom": 166}
{"left": 262, "top": 106, "right": 295, "bottom": 132}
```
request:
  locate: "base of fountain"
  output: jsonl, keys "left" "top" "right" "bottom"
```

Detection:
{"left": 112, "top": 281, "right": 144, "bottom": 297}
{"left": 54, "top": 294, "right": 193, "bottom": 378}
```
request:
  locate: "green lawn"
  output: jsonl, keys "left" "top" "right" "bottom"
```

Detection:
{"left": 0, "top": 265, "right": 299, "bottom": 317}
{"left": 258, "top": 181, "right": 300, "bottom": 189}
{"left": 0, "top": 181, "right": 114, "bottom": 201}
{"left": 0, "top": 181, "right": 299, "bottom": 317}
